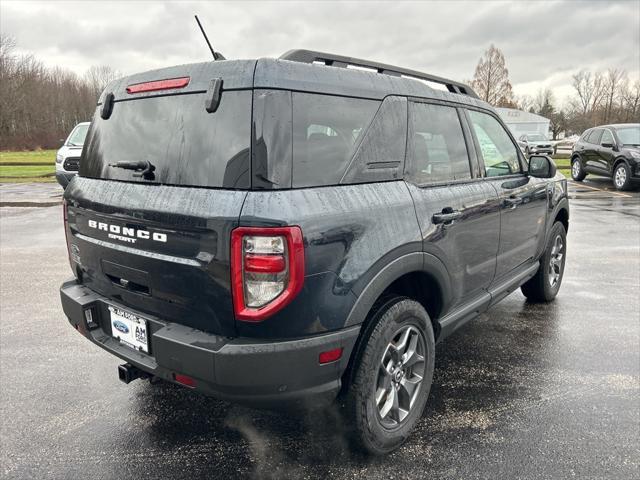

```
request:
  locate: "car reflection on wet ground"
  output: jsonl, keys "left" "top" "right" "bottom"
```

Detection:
{"left": 0, "top": 182, "right": 638, "bottom": 479}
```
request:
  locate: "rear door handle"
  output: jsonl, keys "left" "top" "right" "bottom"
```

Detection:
{"left": 432, "top": 210, "right": 462, "bottom": 224}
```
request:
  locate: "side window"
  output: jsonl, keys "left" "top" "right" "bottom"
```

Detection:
{"left": 292, "top": 93, "right": 379, "bottom": 187}
{"left": 600, "top": 130, "right": 614, "bottom": 145}
{"left": 468, "top": 110, "right": 521, "bottom": 177}
{"left": 586, "top": 129, "right": 602, "bottom": 144}
{"left": 407, "top": 102, "right": 471, "bottom": 184}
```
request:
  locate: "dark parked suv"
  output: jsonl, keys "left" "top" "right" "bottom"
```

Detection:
{"left": 571, "top": 123, "right": 640, "bottom": 190}
{"left": 60, "top": 50, "right": 569, "bottom": 454}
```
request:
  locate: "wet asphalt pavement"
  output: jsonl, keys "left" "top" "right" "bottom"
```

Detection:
{"left": 1, "top": 182, "right": 639, "bottom": 479}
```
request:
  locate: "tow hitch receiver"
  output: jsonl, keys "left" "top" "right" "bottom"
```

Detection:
{"left": 118, "top": 363, "right": 149, "bottom": 384}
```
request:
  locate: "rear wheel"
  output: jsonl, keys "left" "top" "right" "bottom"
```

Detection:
{"left": 521, "top": 222, "right": 567, "bottom": 302}
{"left": 571, "top": 158, "right": 586, "bottom": 181}
{"left": 343, "top": 297, "right": 435, "bottom": 455}
{"left": 613, "top": 162, "right": 632, "bottom": 191}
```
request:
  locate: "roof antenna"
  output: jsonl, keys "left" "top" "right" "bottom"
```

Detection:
{"left": 194, "top": 15, "right": 225, "bottom": 61}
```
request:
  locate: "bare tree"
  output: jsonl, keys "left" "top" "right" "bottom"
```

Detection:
{"left": 84, "top": 65, "right": 120, "bottom": 100}
{"left": 0, "top": 37, "right": 98, "bottom": 150}
{"left": 603, "top": 68, "right": 626, "bottom": 123}
{"left": 621, "top": 79, "right": 640, "bottom": 122}
{"left": 572, "top": 70, "right": 606, "bottom": 119}
{"left": 532, "top": 87, "right": 555, "bottom": 118}
{"left": 515, "top": 94, "right": 534, "bottom": 112}
{"left": 470, "top": 45, "right": 515, "bottom": 107}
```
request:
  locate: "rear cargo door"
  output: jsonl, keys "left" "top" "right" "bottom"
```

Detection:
{"left": 65, "top": 62, "right": 255, "bottom": 336}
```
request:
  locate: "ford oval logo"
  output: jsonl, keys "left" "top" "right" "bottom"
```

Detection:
{"left": 113, "top": 320, "right": 129, "bottom": 334}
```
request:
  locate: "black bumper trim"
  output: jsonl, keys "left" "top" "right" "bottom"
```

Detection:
{"left": 60, "top": 279, "right": 360, "bottom": 408}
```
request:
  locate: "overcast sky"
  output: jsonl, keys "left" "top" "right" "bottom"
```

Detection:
{"left": 2, "top": 0, "right": 639, "bottom": 106}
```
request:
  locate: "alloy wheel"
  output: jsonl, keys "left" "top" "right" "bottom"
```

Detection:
{"left": 615, "top": 166, "right": 627, "bottom": 188}
{"left": 375, "top": 325, "right": 426, "bottom": 428}
{"left": 548, "top": 234, "right": 564, "bottom": 288}
{"left": 572, "top": 161, "right": 581, "bottom": 178}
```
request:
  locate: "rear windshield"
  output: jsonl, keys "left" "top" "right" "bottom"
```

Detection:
{"left": 81, "top": 91, "right": 251, "bottom": 189}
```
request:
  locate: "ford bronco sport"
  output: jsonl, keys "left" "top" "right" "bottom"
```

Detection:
{"left": 60, "top": 50, "right": 569, "bottom": 455}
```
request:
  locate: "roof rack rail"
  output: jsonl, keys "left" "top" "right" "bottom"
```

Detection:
{"left": 279, "top": 49, "right": 479, "bottom": 99}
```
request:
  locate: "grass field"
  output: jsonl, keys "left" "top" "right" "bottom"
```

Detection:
{"left": 554, "top": 157, "right": 571, "bottom": 178}
{"left": 0, "top": 165, "right": 55, "bottom": 177}
{"left": 0, "top": 150, "right": 56, "bottom": 182}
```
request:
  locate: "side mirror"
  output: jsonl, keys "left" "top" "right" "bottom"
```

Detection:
{"left": 601, "top": 142, "right": 617, "bottom": 150}
{"left": 528, "top": 155, "right": 557, "bottom": 178}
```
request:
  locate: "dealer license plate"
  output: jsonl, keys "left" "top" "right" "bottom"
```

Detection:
{"left": 108, "top": 306, "right": 149, "bottom": 353}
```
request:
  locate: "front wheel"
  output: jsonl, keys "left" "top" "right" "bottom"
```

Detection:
{"left": 613, "top": 163, "right": 632, "bottom": 191}
{"left": 343, "top": 297, "right": 435, "bottom": 455}
{"left": 521, "top": 222, "right": 567, "bottom": 302}
{"left": 571, "top": 158, "right": 586, "bottom": 181}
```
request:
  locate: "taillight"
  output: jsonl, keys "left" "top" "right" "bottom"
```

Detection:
{"left": 231, "top": 226, "right": 304, "bottom": 322}
{"left": 126, "top": 76, "right": 190, "bottom": 94}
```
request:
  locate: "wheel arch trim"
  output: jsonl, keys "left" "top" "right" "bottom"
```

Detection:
{"left": 613, "top": 156, "right": 631, "bottom": 171}
{"left": 548, "top": 198, "right": 569, "bottom": 238}
{"left": 344, "top": 252, "right": 452, "bottom": 328}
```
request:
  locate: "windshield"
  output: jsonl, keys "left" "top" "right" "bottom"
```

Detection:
{"left": 616, "top": 126, "right": 640, "bottom": 146}
{"left": 527, "top": 134, "right": 547, "bottom": 141}
{"left": 67, "top": 124, "right": 89, "bottom": 146}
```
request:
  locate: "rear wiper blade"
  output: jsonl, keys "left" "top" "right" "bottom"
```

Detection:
{"left": 109, "top": 160, "right": 155, "bottom": 180}
{"left": 109, "top": 160, "right": 147, "bottom": 170}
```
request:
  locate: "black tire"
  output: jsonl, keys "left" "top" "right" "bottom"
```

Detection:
{"left": 613, "top": 162, "right": 632, "bottom": 191}
{"left": 571, "top": 157, "right": 586, "bottom": 181}
{"left": 521, "top": 222, "right": 567, "bottom": 302}
{"left": 342, "top": 297, "right": 435, "bottom": 455}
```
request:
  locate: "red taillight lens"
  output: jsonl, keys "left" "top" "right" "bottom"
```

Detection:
{"left": 319, "top": 347, "right": 343, "bottom": 365}
{"left": 244, "top": 254, "right": 286, "bottom": 273}
{"left": 231, "top": 226, "right": 304, "bottom": 322}
{"left": 126, "top": 76, "right": 190, "bottom": 94}
{"left": 173, "top": 373, "right": 196, "bottom": 388}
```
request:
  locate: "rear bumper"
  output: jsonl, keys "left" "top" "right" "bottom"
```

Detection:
{"left": 60, "top": 279, "right": 360, "bottom": 409}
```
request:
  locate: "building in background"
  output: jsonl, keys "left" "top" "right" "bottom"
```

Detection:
{"left": 496, "top": 108, "right": 551, "bottom": 138}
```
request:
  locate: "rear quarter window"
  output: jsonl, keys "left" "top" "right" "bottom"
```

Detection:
{"left": 291, "top": 93, "right": 380, "bottom": 187}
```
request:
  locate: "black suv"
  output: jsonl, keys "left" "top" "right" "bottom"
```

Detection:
{"left": 571, "top": 123, "right": 640, "bottom": 190}
{"left": 60, "top": 50, "right": 569, "bottom": 454}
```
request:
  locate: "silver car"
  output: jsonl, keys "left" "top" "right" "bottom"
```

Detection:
{"left": 517, "top": 133, "right": 554, "bottom": 156}
{"left": 56, "top": 122, "right": 90, "bottom": 188}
